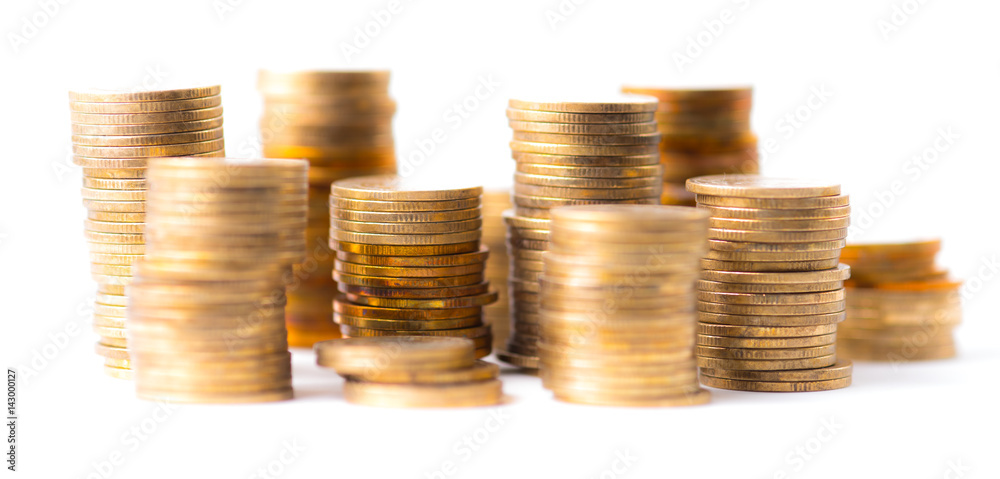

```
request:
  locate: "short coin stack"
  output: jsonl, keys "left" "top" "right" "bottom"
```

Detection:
{"left": 329, "top": 176, "right": 496, "bottom": 357}
{"left": 258, "top": 70, "right": 397, "bottom": 347}
{"left": 621, "top": 86, "right": 757, "bottom": 206}
{"left": 538, "top": 205, "right": 710, "bottom": 406}
{"left": 501, "top": 96, "right": 664, "bottom": 369}
{"left": 481, "top": 189, "right": 512, "bottom": 351}
{"left": 315, "top": 337, "right": 502, "bottom": 407}
{"left": 68, "top": 86, "right": 225, "bottom": 379}
{"left": 687, "top": 175, "right": 853, "bottom": 392}
{"left": 838, "top": 240, "right": 961, "bottom": 361}
{"left": 127, "top": 158, "right": 307, "bottom": 403}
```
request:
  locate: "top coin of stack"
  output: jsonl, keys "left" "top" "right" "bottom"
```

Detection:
{"left": 329, "top": 176, "right": 496, "bottom": 357}
{"left": 687, "top": 175, "right": 853, "bottom": 392}
{"left": 621, "top": 86, "right": 757, "bottom": 206}
{"left": 258, "top": 70, "right": 397, "bottom": 347}
{"left": 68, "top": 85, "right": 225, "bottom": 380}
{"left": 501, "top": 95, "right": 664, "bottom": 369}
{"left": 481, "top": 189, "right": 512, "bottom": 351}
{"left": 837, "top": 239, "right": 961, "bottom": 361}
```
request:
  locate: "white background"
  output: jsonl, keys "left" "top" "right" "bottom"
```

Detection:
{"left": 2, "top": 0, "right": 999, "bottom": 477}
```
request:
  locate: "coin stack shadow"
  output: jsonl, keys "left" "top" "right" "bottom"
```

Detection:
{"left": 838, "top": 240, "right": 961, "bottom": 361}
{"left": 257, "top": 70, "right": 397, "bottom": 348}
{"left": 621, "top": 86, "right": 757, "bottom": 206}
{"left": 688, "top": 175, "right": 854, "bottom": 392}
{"left": 538, "top": 205, "right": 711, "bottom": 406}
{"left": 482, "top": 189, "right": 512, "bottom": 351}
{"left": 500, "top": 96, "right": 665, "bottom": 369}
{"left": 127, "top": 158, "right": 307, "bottom": 403}
{"left": 315, "top": 337, "right": 503, "bottom": 407}
{"left": 68, "top": 86, "right": 225, "bottom": 380}
{"left": 329, "top": 176, "right": 495, "bottom": 357}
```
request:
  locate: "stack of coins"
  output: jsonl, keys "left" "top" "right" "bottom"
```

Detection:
{"left": 621, "top": 86, "right": 757, "bottom": 206}
{"left": 687, "top": 175, "right": 854, "bottom": 392}
{"left": 481, "top": 189, "right": 512, "bottom": 351}
{"left": 315, "top": 337, "right": 502, "bottom": 407}
{"left": 258, "top": 70, "right": 397, "bottom": 347}
{"left": 538, "top": 205, "right": 710, "bottom": 406}
{"left": 500, "top": 96, "right": 664, "bottom": 369}
{"left": 127, "top": 158, "right": 307, "bottom": 403}
{"left": 329, "top": 176, "right": 496, "bottom": 357}
{"left": 68, "top": 86, "right": 225, "bottom": 379}
{"left": 837, "top": 240, "right": 961, "bottom": 361}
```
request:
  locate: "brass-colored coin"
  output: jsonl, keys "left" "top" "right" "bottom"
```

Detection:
{"left": 103, "top": 365, "right": 133, "bottom": 380}
{"left": 333, "top": 313, "right": 482, "bottom": 331}
{"left": 697, "top": 344, "right": 836, "bottom": 361}
{"left": 696, "top": 194, "right": 850, "bottom": 209}
{"left": 343, "top": 291, "right": 498, "bottom": 309}
{"left": 708, "top": 239, "right": 847, "bottom": 253}
{"left": 335, "top": 261, "right": 485, "bottom": 278}
{"left": 552, "top": 388, "right": 710, "bottom": 407}
{"left": 70, "top": 106, "right": 224, "bottom": 125}
{"left": 334, "top": 207, "right": 481, "bottom": 223}
{"left": 84, "top": 230, "right": 144, "bottom": 244}
{"left": 514, "top": 183, "right": 660, "bottom": 200}
{"left": 95, "top": 293, "right": 128, "bottom": 307}
{"left": 332, "top": 218, "right": 482, "bottom": 235}
{"left": 87, "top": 243, "right": 146, "bottom": 255}
{"left": 513, "top": 151, "right": 660, "bottom": 167}
{"left": 707, "top": 228, "right": 848, "bottom": 243}
{"left": 82, "top": 177, "right": 147, "bottom": 190}
{"left": 72, "top": 126, "right": 224, "bottom": 147}
{"left": 698, "top": 300, "right": 845, "bottom": 316}
{"left": 69, "top": 86, "right": 221, "bottom": 103}
{"left": 342, "top": 379, "right": 502, "bottom": 408}
{"left": 331, "top": 196, "right": 480, "bottom": 213}
{"left": 333, "top": 240, "right": 480, "bottom": 256}
{"left": 508, "top": 96, "right": 658, "bottom": 114}
{"left": 697, "top": 322, "right": 838, "bottom": 338}
{"left": 73, "top": 138, "right": 226, "bottom": 158}
{"left": 70, "top": 95, "right": 221, "bottom": 114}
{"left": 697, "top": 333, "right": 836, "bottom": 349}
{"left": 71, "top": 116, "right": 224, "bottom": 136}
{"left": 343, "top": 360, "right": 498, "bottom": 384}
{"left": 104, "top": 357, "right": 132, "bottom": 369}
{"left": 699, "top": 374, "right": 851, "bottom": 392}
{"left": 512, "top": 131, "right": 661, "bottom": 146}
{"left": 335, "top": 247, "right": 489, "bottom": 268}
{"left": 81, "top": 168, "right": 146, "bottom": 180}
{"left": 340, "top": 323, "right": 491, "bottom": 339}
{"left": 506, "top": 108, "right": 655, "bottom": 124}
{"left": 516, "top": 162, "right": 662, "bottom": 179}
{"left": 71, "top": 148, "right": 224, "bottom": 169}
{"left": 700, "top": 264, "right": 851, "bottom": 284}
{"left": 686, "top": 175, "right": 840, "bottom": 198}
{"left": 331, "top": 229, "right": 481, "bottom": 246}
{"left": 506, "top": 236, "right": 549, "bottom": 251}
{"left": 91, "top": 263, "right": 134, "bottom": 277}
{"left": 699, "top": 205, "right": 851, "bottom": 220}
{"left": 133, "top": 388, "right": 293, "bottom": 404}
{"left": 84, "top": 220, "right": 144, "bottom": 235}
{"left": 622, "top": 85, "right": 753, "bottom": 102}
{"left": 333, "top": 299, "right": 481, "bottom": 320}
{"left": 697, "top": 279, "right": 843, "bottom": 295}
{"left": 704, "top": 248, "right": 841, "bottom": 262}
{"left": 709, "top": 216, "right": 850, "bottom": 232}
{"left": 315, "top": 336, "right": 475, "bottom": 372}
{"left": 507, "top": 227, "right": 550, "bottom": 242}
{"left": 697, "top": 289, "right": 845, "bottom": 305}
{"left": 511, "top": 140, "right": 658, "bottom": 157}
{"left": 81, "top": 188, "right": 146, "bottom": 201}
{"left": 514, "top": 172, "right": 660, "bottom": 189}
{"left": 332, "top": 175, "right": 481, "bottom": 201}
{"left": 700, "top": 359, "right": 852, "bottom": 381}
{"left": 495, "top": 349, "right": 539, "bottom": 369}
{"left": 509, "top": 120, "right": 658, "bottom": 135}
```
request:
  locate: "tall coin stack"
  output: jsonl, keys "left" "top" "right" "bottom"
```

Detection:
{"left": 538, "top": 205, "right": 710, "bottom": 407}
{"left": 621, "top": 86, "right": 757, "bottom": 206}
{"left": 687, "top": 175, "right": 854, "bottom": 392}
{"left": 258, "top": 70, "right": 397, "bottom": 347}
{"left": 500, "top": 96, "right": 664, "bottom": 369}
{"left": 68, "top": 86, "right": 225, "bottom": 379}
{"left": 481, "top": 189, "right": 512, "bottom": 351}
{"left": 838, "top": 240, "right": 961, "bottom": 361}
{"left": 329, "top": 176, "right": 496, "bottom": 357}
{"left": 127, "top": 158, "right": 307, "bottom": 403}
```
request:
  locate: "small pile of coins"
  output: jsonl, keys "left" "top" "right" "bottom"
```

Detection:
{"left": 500, "top": 96, "right": 664, "bottom": 369}
{"left": 68, "top": 86, "right": 225, "bottom": 379}
{"left": 127, "top": 158, "right": 307, "bottom": 403}
{"left": 315, "top": 337, "right": 502, "bottom": 408}
{"left": 329, "top": 176, "right": 495, "bottom": 356}
{"left": 838, "top": 240, "right": 961, "bottom": 361}
{"left": 258, "top": 70, "right": 397, "bottom": 347}
{"left": 538, "top": 205, "right": 710, "bottom": 406}
{"left": 481, "top": 189, "right": 512, "bottom": 351}
{"left": 687, "top": 175, "right": 853, "bottom": 392}
{"left": 621, "top": 86, "right": 757, "bottom": 206}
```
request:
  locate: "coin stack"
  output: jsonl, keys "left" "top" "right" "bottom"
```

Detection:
{"left": 329, "top": 176, "right": 496, "bottom": 357}
{"left": 481, "top": 189, "right": 512, "bottom": 351}
{"left": 501, "top": 96, "right": 664, "bottom": 369}
{"left": 258, "top": 70, "right": 397, "bottom": 347}
{"left": 538, "top": 205, "right": 710, "bottom": 406}
{"left": 621, "top": 86, "right": 757, "bottom": 206}
{"left": 127, "top": 158, "right": 307, "bottom": 403}
{"left": 315, "top": 337, "right": 502, "bottom": 407}
{"left": 687, "top": 175, "right": 854, "bottom": 392}
{"left": 837, "top": 240, "right": 961, "bottom": 361}
{"left": 68, "top": 86, "right": 225, "bottom": 379}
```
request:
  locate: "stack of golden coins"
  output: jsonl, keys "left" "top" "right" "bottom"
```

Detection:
{"left": 838, "top": 240, "right": 961, "bottom": 361}
{"left": 621, "top": 86, "right": 757, "bottom": 206}
{"left": 68, "top": 86, "right": 225, "bottom": 379}
{"left": 538, "top": 205, "right": 710, "bottom": 406}
{"left": 127, "top": 158, "right": 307, "bottom": 403}
{"left": 315, "top": 337, "right": 502, "bottom": 407}
{"left": 258, "top": 70, "right": 397, "bottom": 347}
{"left": 500, "top": 96, "right": 664, "bottom": 369}
{"left": 329, "top": 176, "right": 495, "bottom": 357}
{"left": 687, "top": 175, "right": 854, "bottom": 392}
{"left": 481, "top": 189, "right": 512, "bottom": 351}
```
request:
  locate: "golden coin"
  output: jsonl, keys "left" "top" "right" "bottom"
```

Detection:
{"left": 134, "top": 388, "right": 293, "bottom": 404}
{"left": 708, "top": 239, "right": 846, "bottom": 252}
{"left": 333, "top": 240, "right": 479, "bottom": 256}
{"left": 340, "top": 323, "right": 491, "bottom": 339}
{"left": 343, "top": 291, "right": 498, "bottom": 309}
{"left": 72, "top": 127, "right": 224, "bottom": 147}
{"left": 103, "top": 365, "right": 132, "bottom": 380}
{"left": 511, "top": 140, "right": 658, "bottom": 157}
{"left": 331, "top": 229, "right": 480, "bottom": 245}
{"left": 84, "top": 230, "right": 144, "bottom": 244}
{"left": 331, "top": 196, "right": 480, "bottom": 213}
{"left": 343, "top": 360, "right": 498, "bottom": 384}
{"left": 513, "top": 151, "right": 660, "bottom": 167}
{"left": 82, "top": 177, "right": 147, "bottom": 190}
{"left": 697, "top": 289, "right": 845, "bottom": 306}
{"left": 69, "top": 86, "right": 221, "bottom": 103}
{"left": 687, "top": 175, "right": 840, "bottom": 198}
{"left": 83, "top": 200, "right": 145, "bottom": 214}
{"left": 506, "top": 108, "right": 655, "bottom": 124}
{"left": 552, "top": 388, "right": 710, "bottom": 407}
{"left": 696, "top": 194, "right": 850, "bottom": 209}
{"left": 334, "top": 313, "right": 483, "bottom": 331}
{"left": 700, "top": 264, "right": 851, "bottom": 284}
{"left": 704, "top": 249, "right": 840, "bottom": 262}
{"left": 81, "top": 168, "right": 146, "bottom": 180}
{"left": 495, "top": 349, "right": 539, "bottom": 369}
{"left": 700, "top": 359, "right": 852, "bottom": 381}
{"left": 697, "top": 333, "right": 836, "bottom": 349}
{"left": 699, "top": 374, "right": 851, "bottom": 392}
{"left": 699, "top": 205, "right": 851, "bottom": 220}
{"left": 702, "top": 258, "right": 841, "bottom": 272}
{"left": 335, "top": 247, "right": 489, "bottom": 268}
{"left": 71, "top": 148, "right": 224, "bottom": 169}
{"left": 258, "top": 69, "right": 390, "bottom": 87}
{"left": 333, "top": 272, "right": 485, "bottom": 290}
{"left": 516, "top": 163, "right": 662, "bottom": 179}
{"left": 335, "top": 261, "right": 484, "bottom": 278}
{"left": 71, "top": 116, "right": 224, "bottom": 136}
{"left": 697, "top": 344, "right": 836, "bottom": 360}
{"left": 334, "top": 207, "right": 481, "bottom": 223}
{"left": 698, "top": 300, "right": 846, "bottom": 316}
{"left": 697, "top": 322, "right": 838, "bottom": 338}
{"left": 622, "top": 85, "right": 752, "bottom": 102}
{"left": 509, "top": 120, "right": 658, "bottom": 135}
{"left": 707, "top": 228, "right": 848, "bottom": 243}
{"left": 332, "top": 218, "right": 482, "bottom": 235}
{"left": 512, "top": 131, "right": 661, "bottom": 146}
{"left": 73, "top": 138, "right": 226, "bottom": 158}
{"left": 513, "top": 192, "right": 656, "bottom": 209}
{"left": 315, "top": 336, "right": 475, "bottom": 373}
{"left": 507, "top": 228, "right": 550, "bottom": 242}
{"left": 697, "top": 283, "right": 841, "bottom": 301}
{"left": 70, "top": 95, "right": 221, "bottom": 114}
{"left": 709, "top": 216, "right": 850, "bottom": 232}
{"left": 70, "top": 106, "right": 224, "bottom": 125}
{"left": 509, "top": 96, "right": 658, "bottom": 113}
{"left": 342, "top": 379, "right": 502, "bottom": 408}
{"left": 514, "top": 183, "right": 660, "bottom": 200}
{"left": 549, "top": 203, "right": 708, "bottom": 228}
{"left": 81, "top": 188, "right": 146, "bottom": 201}
{"left": 91, "top": 263, "right": 134, "bottom": 277}
{"left": 332, "top": 175, "right": 481, "bottom": 201}
{"left": 84, "top": 220, "right": 144, "bottom": 235}
{"left": 514, "top": 172, "right": 660, "bottom": 189}
{"left": 334, "top": 299, "right": 481, "bottom": 320}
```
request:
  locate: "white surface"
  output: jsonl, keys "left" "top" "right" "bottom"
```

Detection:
{"left": 2, "top": 0, "right": 1000, "bottom": 477}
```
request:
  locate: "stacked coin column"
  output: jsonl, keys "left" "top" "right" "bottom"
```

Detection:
{"left": 621, "top": 87, "right": 757, "bottom": 206}
{"left": 538, "top": 205, "right": 710, "bottom": 407}
{"left": 481, "top": 189, "right": 512, "bottom": 351}
{"left": 258, "top": 70, "right": 397, "bottom": 347}
{"left": 68, "top": 86, "right": 225, "bottom": 379}
{"left": 838, "top": 240, "right": 961, "bottom": 361}
{"left": 329, "top": 176, "right": 496, "bottom": 358}
{"left": 500, "top": 96, "right": 664, "bottom": 369}
{"left": 687, "top": 175, "right": 853, "bottom": 392}
{"left": 127, "top": 158, "right": 307, "bottom": 403}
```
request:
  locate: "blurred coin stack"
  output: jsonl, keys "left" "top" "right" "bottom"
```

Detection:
{"left": 837, "top": 240, "right": 961, "bottom": 361}
{"left": 315, "top": 337, "right": 502, "bottom": 407}
{"left": 68, "top": 86, "right": 225, "bottom": 379}
{"left": 127, "top": 158, "right": 307, "bottom": 403}
{"left": 481, "top": 189, "right": 512, "bottom": 350}
{"left": 329, "top": 176, "right": 496, "bottom": 357}
{"left": 621, "top": 86, "right": 757, "bottom": 206}
{"left": 258, "top": 70, "right": 397, "bottom": 347}
{"left": 687, "top": 175, "right": 854, "bottom": 392}
{"left": 538, "top": 205, "right": 710, "bottom": 406}
{"left": 501, "top": 96, "right": 664, "bottom": 369}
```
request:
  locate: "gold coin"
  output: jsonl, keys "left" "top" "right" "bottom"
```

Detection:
{"left": 506, "top": 108, "right": 655, "bottom": 124}
{"left": 72, "top": 148, "right": 224, "bottom": 169}
{"left": 73, "top": 138, "right": 226, "bottom": 158}
{"left": 332, "top": 175, "right": 481, "bottom": 201}
{"left": 70, "top": 95, "right": 221, "bottom": 114}
{"left": 509, "top": 120, "right": 658, "bottom": 135}
{"left": 709, "top": 216, "right": 850, "bottom": 232}
{"left": 334, "top": 299, "right": 481, "bottom": 320}
{"left": 697, "top": 344, "right": 836, "bottom": 360}
{"left": 707, "top": 228, "right": 848, "bottom": 243}
{"left": 514, "top": 196, "right": 659, "bottom": 211}
{"left": 72, "top": 126, "right": 224, "bottom": 147}
{"left": 91, "top": 263, "right": 133, "bottom": 277}
{"left": 516, "top": 162, "right": 662, "bottom": 179}
{"left": 333, "top": 271, "right": 485, "bottom": 290}
{"left": 343, "top": 360, "right": 498, "bottom": 384}
{"left": 69, "top": 86, "right": 221, "bottom": 103}
{"left": 342, "top": 379, "right": 502, "bottom": 408}
{"left": 697, "top": 289, "right": 845, "bottom": 305}
{"left": 686, "top": 175, "right": 840, "bottom": 198}
{"left": 552, "top": 388, "right": 710, "bottom": 407}
{"left": 81, "top": 168, "right": 146, "bottom": 180}
{"left": 333, "top": 207, "right": 481, "bottom": 223}
{"left": 699, "top": 374, "right": 851, "bottom": 392}
{"left": 333, "top": 240, "right": 479, "bottom": 256}
{"left": 331, "top": 228, "right": 481, "bottom": 245}
{"left": 698, "top": 300, "right": 845, "bottom": 316}
{"left": 134, "top": 388, "right": 293, "bottom": 404}
{"left": 332, "top": 218, "right": 482, "bottom": 235}
{"left": 81, "top": 188, "right": 146, "bottom": 201}
{"left": 708, "top": 239, "right": 846, "bottom": 252}
{"left": 84, "top": 230, "right": 144, "bottom": 244}
{"left": 514, "top": 183, "right": 660, "bottom": 200}
{"left": 84, "top": 220, "right": 144, "bottom": 235}
{"left": 622, "top": 85, "right": 752, "bottom": 102}
{"left": 343, "top": 291, "right": 498, "bottom": 309}
{"left": 340, "top": 323, "right": 491, "bottom": 339}
{"left": 82, "top": 177, "right": 147, "bottom": 190}
{"left": 331, "top": 196, "right": 480, "bottom": 213}
{"left": 697, "top": 333, "right": 836, "bottom": 349}
{"left": 509, "top": 96, "right": 658, "bottom": 113}
{"left": 697, "top": 322, "right": 838, "bottom": 338}
{"left": 82, "top": 199, "right": 145, "bottom": 213}
{"left": 513, "top": 151, "right": 660, "bottom": 167}
{"left": 512, "top": 131, "right": 661, "bottom": 146}
{"left": 507, "top": 228, "right": 550, "bottom": 242}
{"left": 704, "top": 249, "right": 841, "bottom": 262}
{"left": 70, "top": 105, "right": 224, "bottom": 125}
{"left": 700, "top": 359, "right": 852, "bottom": 381}
{"left": 699, "top": 205, "right": 851, "bottom": 220}
{"left": 334, "top": 261, "right": 485, "bottom": 278}
{"left": 315, "top": 336, "right": 475, "bottom": 372}
{"left": 495, "top": 349, "right": 539, "bottom": 369}
{"left": 335, "top": 247, "right": 489, "bottom": 267}
{"left": 333, "top": 313, "right": 483, "bottom": 331}
{"left": 700, "top": 264, "right": 851, "bottom": 284}
{"left": 696, "top": 194, "right": 850, "bottom": 209}
{"left": 511, "top": 140, "right": 658, "bottom": 157}
{"left": 103, "top": 365, "right": 132, "bottom": 380}
{"left": 71, "top": 116, "right": 224, "bottom": 136}
{"left": 514, "top": 172, "right": 660, "bottom": 189}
